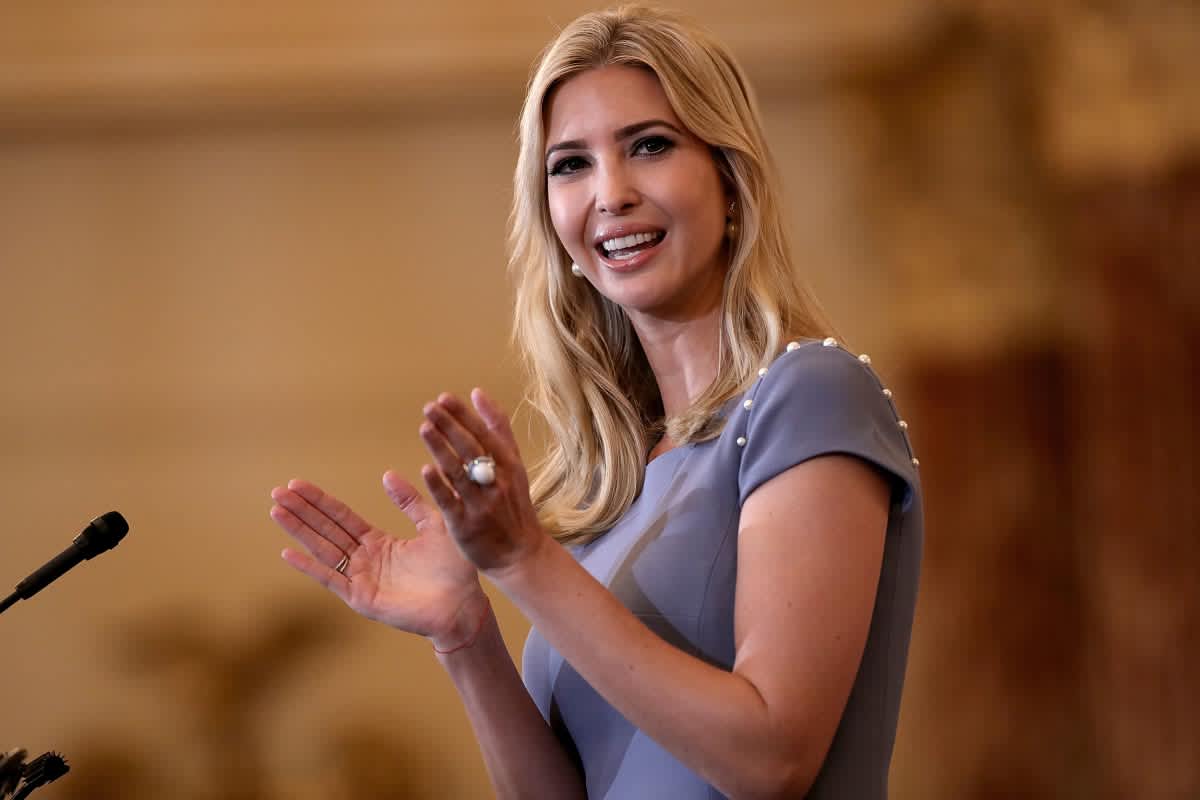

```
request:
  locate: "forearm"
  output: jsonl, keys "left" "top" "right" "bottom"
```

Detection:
{"left": 437, "top": 597, "right": 587, "bottom": 800}
{"left": 488, "top": 543, "right": 816, "bottom": 800}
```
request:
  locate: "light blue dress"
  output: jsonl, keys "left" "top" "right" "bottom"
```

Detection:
{"left": 522, "top": 339, "right": 924, "bottom": 799}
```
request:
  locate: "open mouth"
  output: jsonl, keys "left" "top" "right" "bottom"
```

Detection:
{"left": 596, "top": 230, "right": 666, "bottom": 262}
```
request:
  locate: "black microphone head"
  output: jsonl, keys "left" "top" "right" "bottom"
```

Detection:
{"left": 75, "top": 511, "right": 129, "bottom": 558}
{"left": 21, "top": 751, "right": 70, "bottom": 789}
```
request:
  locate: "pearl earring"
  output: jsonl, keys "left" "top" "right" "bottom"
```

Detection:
{"left": 571, "top": 262, "right": 583, "bottom": 277}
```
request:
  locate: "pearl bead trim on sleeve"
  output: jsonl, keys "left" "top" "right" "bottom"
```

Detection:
{"left": 821, "top": 340, "right": 921, "bottom": 470}
{"left": 736, "top": 339, "right": 922, "bottom": 470}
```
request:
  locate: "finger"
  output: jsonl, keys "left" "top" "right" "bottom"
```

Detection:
{"left": 382, "top": 470, "right": 442, "bottom": 534}
{"left": 285, "top": 479, "right": 372, "bottom": 542}
{"left": 271, "top": 485, "right": 359, "bottom": 557}
{"left": 420, "top": 419, "right": 477, "bottom": 496}
{"left": 421, "top": 463, "right": 464, "bottom": 522}
{"left": 270, "top": 503, "right": 352, "bottom": 570}
{"left": 470, "top": 387, "right": 523, "bottom": 459}
{"left": 440, "top": 389, "right": 520, "bottom": 468}
{"left": 280, "top": 546, "right": 350, "bottom": 601}
{"left": 425, "top": 399, "right": 487, "bottom": 462}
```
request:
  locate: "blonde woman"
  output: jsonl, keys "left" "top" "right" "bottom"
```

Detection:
{"left": 269, "top": 6, "right": 922, "bottom": 798}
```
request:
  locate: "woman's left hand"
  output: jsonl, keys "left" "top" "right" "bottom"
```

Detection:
{"left": 418, "top": 388, "right": 547, "bottom": 574}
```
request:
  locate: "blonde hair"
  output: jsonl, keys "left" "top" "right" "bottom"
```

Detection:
{"left": 510, "top": 5, "right": 831, "bottom": 545}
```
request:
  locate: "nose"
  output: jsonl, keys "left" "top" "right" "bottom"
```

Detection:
{"left": 595, "top": 161, "right": 639, "bottom": 216}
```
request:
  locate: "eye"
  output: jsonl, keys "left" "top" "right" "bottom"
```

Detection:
{"left": 634, "top": 135, "right": 673, "bottom": 156}
{"left": 548, "top": 155, "right": 588, "bottom": 177}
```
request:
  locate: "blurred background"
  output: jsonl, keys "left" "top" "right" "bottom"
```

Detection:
{"left": 1, "top": 1, "right": 1197, "bottom": 798}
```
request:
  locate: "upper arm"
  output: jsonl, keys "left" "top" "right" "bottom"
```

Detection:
{"left": 729, "top": 342, "right": 919, "bottom": 780}
{"left": 734, "top": 455, "right": 888, "bottom": 776}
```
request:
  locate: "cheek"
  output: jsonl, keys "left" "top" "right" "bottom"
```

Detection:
{"left": 664, "top": 164, "right": 726, "bottom": 240}
{"left": 677, "top": 191, "right": 726, "bottom": 248}
{"left": 547, "top": 188, "right": 586, "bottom": 258}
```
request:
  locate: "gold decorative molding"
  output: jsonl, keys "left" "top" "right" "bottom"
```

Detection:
{"left": 0, "top": 1, "right": 939, "bottom": 131}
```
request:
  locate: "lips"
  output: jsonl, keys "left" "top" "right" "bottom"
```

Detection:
{"left": 594, "top": 231, "right": 666, "bottom": 272}
{"left": 591, "top": 224, "right": 667, "bottom": 272}
{"left": 598, "top": 231, "right": 664, "bottom": 258}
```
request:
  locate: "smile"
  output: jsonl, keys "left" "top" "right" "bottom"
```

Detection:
{"left": 595, "top": 230, "right": 666, "bottom": 268}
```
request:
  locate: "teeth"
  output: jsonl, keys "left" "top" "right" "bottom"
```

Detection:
{"left": 600, "top": 231, "right": 662, "bottom": 252}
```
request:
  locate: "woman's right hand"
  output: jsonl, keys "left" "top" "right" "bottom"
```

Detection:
{"left": 269, "top": 470, "right": 487, "bottom": 650}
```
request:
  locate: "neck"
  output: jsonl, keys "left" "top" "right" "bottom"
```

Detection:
{"left": 628, "top": 303, "right": 722, "bottom": 420}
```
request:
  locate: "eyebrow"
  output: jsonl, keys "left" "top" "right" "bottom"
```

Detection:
{"left": 545, "top": 119, "right": 684, "bottom": 160}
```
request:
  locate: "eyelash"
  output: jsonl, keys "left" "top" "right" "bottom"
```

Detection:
{"left": 548, "top": 135, "right": 675, "bottom": 177}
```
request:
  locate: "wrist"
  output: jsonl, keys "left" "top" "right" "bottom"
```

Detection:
{"left": 430, "top": 589, "right": 492, "bottom": 655}
{"left": 484, "top": 527, "right": 555, "bottom": 593}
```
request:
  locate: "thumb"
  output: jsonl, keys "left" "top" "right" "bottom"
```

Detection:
{"left": 383, "top": 470, "right": 442, "bottom": 533}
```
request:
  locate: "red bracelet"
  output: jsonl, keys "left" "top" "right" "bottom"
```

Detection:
{"left": 433, "top": 595, "right": 491, "bottom": 655}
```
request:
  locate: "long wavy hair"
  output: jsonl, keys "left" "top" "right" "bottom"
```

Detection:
{"left": 511, "top": 5, "right": 832, "bottom": 545}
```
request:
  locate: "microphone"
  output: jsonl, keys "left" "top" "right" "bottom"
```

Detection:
{"left": 11, "top": 752, "right": 69, "bottom": 799}
{"left": 0, "top": 512, "right": 129, "bottom": 615}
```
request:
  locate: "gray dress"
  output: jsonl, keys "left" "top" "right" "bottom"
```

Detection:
{"left": 522, "top": 339, "right": 923, "bottom": 799}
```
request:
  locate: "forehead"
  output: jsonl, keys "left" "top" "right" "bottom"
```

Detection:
{"left": 543, "top": 64, "right": 684, "bottom": 147}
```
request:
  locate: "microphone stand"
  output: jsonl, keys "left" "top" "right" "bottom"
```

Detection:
{"left": 0, "top": 750, "right": 24, "bottom": 798}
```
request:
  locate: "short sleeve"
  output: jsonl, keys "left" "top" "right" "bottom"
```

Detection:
{"left": 736, "top": 342, "right": 919, "bottom": 511}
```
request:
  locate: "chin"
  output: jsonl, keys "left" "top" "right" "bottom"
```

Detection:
{"left": 607, "top": 275, "right": 724, "bottom": 322}
{"left": 610, "top": 291, "right": 711, "bottom": 323}
{"left": 593, "top": 276, "right": 672, "bottom": 315}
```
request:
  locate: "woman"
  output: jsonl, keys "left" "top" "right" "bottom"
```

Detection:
{"left": 269, "top": 6, "right": 922, "bottom": 798}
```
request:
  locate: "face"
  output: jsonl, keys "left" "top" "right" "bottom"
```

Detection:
{"left": 543, "top": 65, "right": 731, "bottom": 323}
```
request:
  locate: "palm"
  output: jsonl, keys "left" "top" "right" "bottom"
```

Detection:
{"left": 342, "top": 524, "right": 476, "bottom": 635}
{"left": 269, "top": 473, "right": 480, "bottom": 640}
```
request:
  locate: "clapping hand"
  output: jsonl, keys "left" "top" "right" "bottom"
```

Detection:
{"left": 269, "top": 472, "right": 485, "bottom": 649}
{"left": 268, "top": 387, "right": 544, "bottom": 648}
{"left": 417, "top": 388, "right": 547, "bottom": 576}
